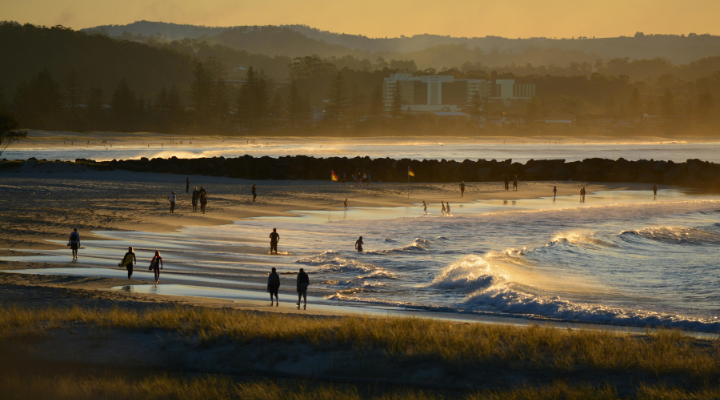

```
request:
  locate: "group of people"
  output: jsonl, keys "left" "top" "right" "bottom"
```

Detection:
{"left": 503, "top": 175, "right": 519, "bottom": 191}
{"left": 118, "top": 247, "right": 164, "bottom": 283}
{"left": 190, "top": 187, "right": 208, "bottom": 213}
{"left": 339, "top": 172, "right": 372, "bottom": 187}
{"left": 419, "top": 200, "right": 451, "bottom": 216}
{"left": 267, "top": 267, "right": 310, "bottom": 310}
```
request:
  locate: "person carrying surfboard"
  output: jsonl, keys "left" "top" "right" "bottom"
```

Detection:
{"left": 118, "top": 247, "right": 137, "bottom": 279}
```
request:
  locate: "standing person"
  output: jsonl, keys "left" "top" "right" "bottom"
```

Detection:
{"left": 269, "top": 228, "right": 280, "bottom": 255}
{"left": 185, "top": 177, "right": 190, "bottom": 194}
{"left": 653, "top": 183, "right": 658, "bottom": 198}
{"left": 446, "top": 202, "right": 451, "bottom": 216}
{"left": 513, "top": 175, "right": 518, "bottom": 191}
{"left": 367, "top": 173, "right": 372, "bottom": 186}
{"left": 355, "top": 236, "right": 364, "bottom": 252}
{"left": 168, "top": 191, "right": 176, "bottom": 213}
{"left": 191, "top": 187, "right": 199, "bottom": 213}
{"left": 422, "top": 200, "right": 427, "bottom": 214}
{"left": 344, "top": 199, "right": 348, "bottom": 210}
{"left": 459, "top": 181, "right": 466, "bottom": 197}
{"left": 441, "top": 201, "right": 446, "bottom": 216}
{"left": 199, "top": 188, "right": 207, "bottom": 214}
{"left": 118, "top": 247, "right": 136, "bottom": 279}
{"left": 252, "top": 184, "right": 257, "bottom": 202}
{"left": 296, "top": 268, "right": 309, "bottom": 310}
{"left": 362, "top": 172, "right": 368, "bottom": 187}
{"left": 504, "top": 175, "right": 509, "bottom": 191}
{"left": 68, "top": 228, "right": 80, "bottom": 261}
{"left": 149, "top": 251, "right": 163, "bottom": 283}
{"left": 553, "top": 186, "right": 557, "bottom": 200}
{"left": 268, "top": 267, "right": 280, "bottom": 307}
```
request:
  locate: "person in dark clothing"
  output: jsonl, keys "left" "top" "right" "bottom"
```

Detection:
{"left": 118, "top": 246, "right": 137, "bottom": 279}
{"left": 355, "top": 236, "right": 364, "bottom": 252}
{"left": 199, "top": 187, "right": 207, "bottom": 214}
{"left": 269, "top": 228, "right": 280, "bottom": 254}
{"left": 149, "top": 250, "right": 163, "bottom": 283}
{"left": 653, "top": 183, "right": 658, "bottom": 198}
{"left": 192, "top": 187, "right": 199, "bottom": 212}
{"left": 186, "top": 177, "right": 190, "bottom": 193}
{"left": 296, "top": 268, "right": 309, "bottom": 310}
{"left": 268, "top": 267, "right": 280, "bottom": 306}
{"left": 553, "top": 186, "right": 557, "bottom": 200}
{"left": 252, "top": 184, "right": 257, "bottom": 202}
{"left": 504, "top": 175, "right": 509, "bottom": 191}
{"left": 513, "top": 175, "right": 518, "bottom": 191}
{"left": 459, "top": 181, "right": 466, "bottom": 197}
{"left": 69, "top": 228, "right": 80, "bottom": 261}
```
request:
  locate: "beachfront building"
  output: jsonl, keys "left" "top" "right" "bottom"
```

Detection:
{"left": 382, "top": 74, "right": 535, "bottom": 113}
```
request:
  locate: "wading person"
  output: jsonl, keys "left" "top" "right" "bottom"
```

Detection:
{"left": 504, "top": 174, "right": 509, "bottom": 191}
{"left": 459, "top": 181, "right": 465, "bottom": 197}
{"left": 344, "top": 199, "right": 348, "bottom": 210}
{"left": 653, "top": 183, "right": 658, "bottom": 198}
{"left": 441, "top": 201, "right": 446, "bottom": 216}
{"left": 252, "top": 183, "right": 257, "bottom": 202}
{"left": 422, "top": 200, "right": 427, "bottom": 214}
{"left": 199, "top": 187, "right": 207, "bottom": 214}
{"left": 192, "top": 187, "right": 199, "bottom": 213}
{"left": 446, "top": 202, "right": 451, "bottom": 216}
{"left": 119, "top": 247, "right": 136, "bottom": 279}
{"left": 185, "top": 177, "right": 190, "bottom": 193}
{"left": 513, "top": 175, "right": 518, "bottom": 191}
{"left": 269, "top": 228, "right": 280, "bottom": 254}
{"left": 168, "top": 191, "right": 176, "bottom": 213}
{"left": 149, "top": 250, "right": 163, "bottom": 283}
{"left": 268, "top": 267, "right": 280, "bottom": 307}
{"left": 296, "top": 268, "right": 309, "bottom": 310}
{"left": 553, "top": 186, "right": 557, "bottom": 200}
{"left": 68, "top": 228, "right": 80, "bottom": 261}
{"left": 355, "top": 236, "right": 364, "bottom": 252}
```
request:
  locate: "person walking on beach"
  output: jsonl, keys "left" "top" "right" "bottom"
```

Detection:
{"left": 653, "top": 183, "right": 658, "bottom": 198}
{"left": 269, "top": 228, "right": 280, "bottom": 254}
{"left": 119, "top": 247, "right": 136, "bottom": 279}
{"left": 268, "top": 267, "right": 280, "bottom": 307}
{"left": 355, "top": 236, "right": 364, "bottom": 252}
{"left": 296, "top": 268, "right": 309, "bottom": 310}
{"left": 553, "top": 186, "right": 557, "bottom": 200}
{"left": 68, "top": 228, "right": 80, "bottom": 261}
{"left": 446, "top": 202, "right": 451, "bottom": 216}
{"left": 344, "top": 199, "right": 348, "bottom": 210}
{"left": 513, "top": 175, "right": 518, "bottom": 191}
{"left": 199, "top": 187, "right": 207, "bottom": 214}
{"left": 459, "top": 181, "right": 466, "bottom": 197}
{"left": 185, "top": 177, "right": 190, "bottom": 194}
{"left": 149, "top": 250, "right": 163, "bottom": 283}
{"left": 191, "top": 187, "right": 199, "bottom": 213}
{"left": 504, "top": 175, "right": 509, "bottom": 191}
{"left": 422, "top": 200, "right": 427, "bottom": 214}
{"left": 441, "top": 201, "right": 446, "bottom": 216}
{"left": 580, "top": 186, "right": 586, "bottom": 202}
{"left": 168, "top": 191, "right": 176, "bottom": 213}
{"left": 252, "top": 184, "right": 257, "bottom": 202}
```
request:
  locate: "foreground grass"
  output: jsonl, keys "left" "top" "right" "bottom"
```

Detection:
{"left": 1, "top": 304, "right": 718, "bottom": 381}
{"left": 2, "top": 373, "right": 719, "bottom": 400}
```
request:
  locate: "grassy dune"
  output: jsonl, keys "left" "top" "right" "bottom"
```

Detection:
{"left": 1, "top": 305, "right": 719, "bottom": 398}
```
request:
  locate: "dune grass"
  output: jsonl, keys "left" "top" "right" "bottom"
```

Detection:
{"left": 1, "top": 304, "right": 718, "bottom": 382}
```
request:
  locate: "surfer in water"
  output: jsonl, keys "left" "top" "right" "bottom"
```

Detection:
{"left": 118, "top": 247, "right": 137, "bottom": 279}
{"left": 355, "top": 236, "right": 364, "bottom": 252}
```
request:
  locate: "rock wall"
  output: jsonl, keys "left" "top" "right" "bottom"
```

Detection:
{"left": 5, "top": 156, "right": 720, "bottom": 188}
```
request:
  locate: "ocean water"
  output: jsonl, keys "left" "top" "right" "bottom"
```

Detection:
{"left": 4, "top": 189, "right": 720, "bottom": 332}
{"left": 6, "top": 137, "right": 720, "bottom": 163}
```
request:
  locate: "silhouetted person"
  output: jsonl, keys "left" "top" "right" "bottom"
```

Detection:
{"left": 150, "top": 250, "right": 163, "bottom": 283}
{"left": 268, "top": 267, "right": 280, "bottom": 306}
{"left": 269, "top": 228, "right": 280, "bottom": 254}
{"left": 441, "top": 201, "right": 446, "bottom": 216}
{"left": 653, "top": 183, "right": 658, "bottom": 198}
{"left": 119, "top": 246, "right": 136, "bottom": 279}
{"left": 459, "top": 181, "right": 466, "bottom": 197}
{"left": 199, "top": 187, "right": 207, "bottom": 214}
{"left": 297, "top": 268, "right": 309, "bottom": 310}
{"left": 69, "top": 228, "right": 80, "bottom": 261}
{"left": 168, "top": 191, "right": 176, "bottom": 213}
{"left": 185, "top": 177, "right": 190, "bottom": 193}
{"left": 192, "top": 187, "right": 199, "bottom": 212}
{"left": 252, "top": 183, "right": 257, "bottom": 202}
{"left": 355, "top": 236, "right": 364, "bottom": 252}
{"left": 553, "top": 186, "right": 557, "bottom": 200}
{"left": 344, "top": 199, "right": 348, "bottom": 209}
{"left": 422, "top": 200, "right": 427, "bottom": 214}
{"left": 446, "top": 202, "right": 451, "bottom": 215}
{"left": 504, "top": 175, "right": 509, "bottom": 191}
{"left": 513, "top": 175, "right": 518, "bottom": 191}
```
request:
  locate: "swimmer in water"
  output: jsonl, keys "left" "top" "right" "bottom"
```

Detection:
{"left": 422, "top": 200, "right": 427, "bottom": 214}
{"left": 355, "top": 236, "right": 364, "bottom": 252}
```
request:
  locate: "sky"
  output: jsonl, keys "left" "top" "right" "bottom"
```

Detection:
{"left": 5, "top": 0, "right": 720, "bottom": 39}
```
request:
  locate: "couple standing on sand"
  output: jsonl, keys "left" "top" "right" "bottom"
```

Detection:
{"left": 190, "top": 187, "right": 208, "bottom": 213}
{"left": 267, "top": 267, "right": 310, "bottom": 310}
{"left": 118, "top": 247, "right": 164, "bottom": 283}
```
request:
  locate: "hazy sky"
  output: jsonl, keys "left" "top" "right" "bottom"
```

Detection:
{"left": 6, "top": 0, "right": 720, "bottom": 38}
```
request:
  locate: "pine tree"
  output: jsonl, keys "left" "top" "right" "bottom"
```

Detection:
{"left": 156, "top": 87, "right": 169, "bottom": 112}
{"left": 390, "top": 81, "right": 403, "bottom": 118}
{"left": 325, "top": 72, "right": 348, "bottom": 123}
{"left": 660, "top": 89, "right": 675, "bottom": 119}
{"left": 348, "top": 84, "right": 366, "bottom": 124}
{"left": 696, "top": 91, "right": 714, "bottom": 124}
{"left": 628, "top": 87, "right": 642, "bottom": 117}
{"left": 111, "top": 78, "right": 137, "bottom": 121}
{"left": 287, "top": 80, "right": 309, "bottom": 128}
{"left": 63, "top": 70, "right": 82, "bottom": 112}
{"left": 86, "top": 86, "right": 104, "bottom": 124}
{"left": 368, "top": 84, "right": 385, "bottom": 119}
{"left": 167, "top": 85, "right": 184, "bottom": 117}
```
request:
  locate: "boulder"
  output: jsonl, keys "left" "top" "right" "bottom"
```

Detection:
{"left": 651, "top": 161, "right": 667, "bottom": 174}
{"left": 476, "top": 167, "right": 494, "bottom": 181}
{"left": 663, "top": 166, "right": 684, "bottom": 184}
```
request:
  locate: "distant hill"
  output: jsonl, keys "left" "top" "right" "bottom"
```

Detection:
{"left": 84, "top": 21, "right": 720, "bottom": 66}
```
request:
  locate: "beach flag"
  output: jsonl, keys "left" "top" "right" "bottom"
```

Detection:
{"left": 331, "top": 170, "right": 339, "bottom": 181}
{"left": 408, "top": 167, "right": 415, "bottom": 177}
